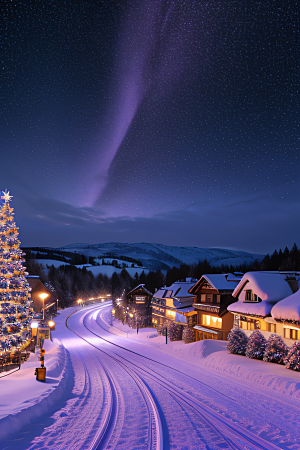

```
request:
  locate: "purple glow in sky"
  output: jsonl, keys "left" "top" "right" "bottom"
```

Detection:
{"left": 1, "top": 1, "right": 299, "bottom": 252}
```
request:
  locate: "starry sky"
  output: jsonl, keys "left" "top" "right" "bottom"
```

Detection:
{"left": 1, "top": 0, "right": 299, "bottom": 254}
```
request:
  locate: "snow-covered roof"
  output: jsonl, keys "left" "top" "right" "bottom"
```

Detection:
{"left": 271, "top": 289, "right": 300, "bottom": 321}
{"left": 153, "top": 280, "right": 195, "bottom": 300}
{"left": 126, "top": 284, "right": 152, "bottom": 297}
{"left": 202, "top": 273, "right": 242, "bottom": 291}
{"left": 232, "top": 272, "right": 294, "bottom": 301}
{"left": 228, "top": 300, "right": 275, "bottom": 317}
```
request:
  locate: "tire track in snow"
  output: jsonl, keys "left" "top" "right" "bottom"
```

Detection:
{"left": 66, "top": 308, "right": 165, "bottom": 450}
{"left": 82, "top": 304, "right": 285, "bottom": 450}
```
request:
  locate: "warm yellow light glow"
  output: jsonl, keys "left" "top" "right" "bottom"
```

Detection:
{"left": 129, "top": 313, "right": 133, "bottom": 318}
{"left": 202, "top": 314, "right": 222, "bottom": 329}
{"left": 39, "top": 293, "right": 48, "bottom": 301}
{"left": 112, "top": 309, "right": 115, "bottom": 314}
{"left": 77, "top": 299, "right": 83, "bottom": 304}
{"left": 31, "top": 322, "right": 38, "bottom": 329}
{"left": 48, "top": 320, "right": 55, "bottom": 328}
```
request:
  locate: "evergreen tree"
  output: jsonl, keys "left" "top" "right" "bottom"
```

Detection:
{"left": 0, "top": 191, "right": 34, "bottom": 352}
{"left": 263, "top": 333, "right": 288, "bottom": 364}
{"left": 245, "top": 330, "right": 267, "bottom": 360}
{"left": 227, "top": 327, "right": 248, "bottom": 355}
{"left": 167, "top": 321, "right": 183, "bottom": 341}
{"left": 182, "top": 326, "right": 196, "bottom": 344}
{"left": 285, "top": 342, "right": 300, "bottom": 371}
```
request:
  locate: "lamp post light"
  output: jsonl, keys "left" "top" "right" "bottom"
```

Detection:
{"left": 39, "top": 293, "right": 49, "bottom": 321}
{"left": 77, "top": 299, "right": 83, "bottom": 307}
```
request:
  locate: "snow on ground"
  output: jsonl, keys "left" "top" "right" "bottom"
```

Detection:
{"left": 36, "top": 259, "right": 149, "bottom": 277}
{"left": 1, "top": 303, "right": 300, "bottom": 449}
{"left": 104, "top": 311, "right": 300, "bottom": 397}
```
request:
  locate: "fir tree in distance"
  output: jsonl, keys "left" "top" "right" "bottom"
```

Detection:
{"left": 245, "top": 330, "right": 267, "bottom": 360}
{"left": 227, "top": 327, "right": 248, "bottom": 355}
{"left": 263, "top": 333, "right": 289, "bottom": 364}
{"left": 285, "top": 342, "right": 300, "bottom": 371}
{"left": 0, "top": 190, "right": 34, "bottom": 352}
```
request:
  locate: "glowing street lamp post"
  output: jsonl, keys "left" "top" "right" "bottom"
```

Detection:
{"left": 40, "top": 293, "right": 49, "bottom": 321}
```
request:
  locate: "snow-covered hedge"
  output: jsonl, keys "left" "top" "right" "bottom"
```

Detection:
{"left": 263, "top": 333, "right": 288, "bottom": 364}
{"left": 245, "top": 330, "right": 267, "bottom": 360}
{"left": 182, "top": 326, "right": 196, "bottom": 344}
{"left": 285, "top": 342, "right": 300, "bottom": 371}
{"left": 227, "top": 327, "right": 248, "bottom": 355}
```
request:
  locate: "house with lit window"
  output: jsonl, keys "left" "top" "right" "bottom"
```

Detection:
{"left": 189, "top": 273, "right": 243, "bottom": 341}
{"left": 227, "top": 271, "right": 299, "bottom": 340}
{"left": 151, "top": 279, "right": 197, "bottom": 330}
{"left": 271, "top": 286, "right": 300, "bottom": 344}
{"left": 125, "top": 284, "right": 153, "bottom": 328}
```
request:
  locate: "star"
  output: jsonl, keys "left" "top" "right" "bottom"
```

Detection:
{"left": 1, "top": 190, "right": 13, "bottom": 202}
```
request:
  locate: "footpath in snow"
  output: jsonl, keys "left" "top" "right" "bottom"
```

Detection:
{"left": 1, "top": 303, "right": 300, "bottom": 442}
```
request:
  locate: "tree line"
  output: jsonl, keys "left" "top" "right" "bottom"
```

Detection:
{"left": 24, "top": 243, "right": 300, "bottom": 309}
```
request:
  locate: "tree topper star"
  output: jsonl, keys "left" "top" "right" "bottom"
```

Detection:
{"left": 1, "top": 190, "right": 13, "bottom": 202}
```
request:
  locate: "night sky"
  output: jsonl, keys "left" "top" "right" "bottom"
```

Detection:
{"left": 1, "top": 1, "right": 299, "bottom": 254}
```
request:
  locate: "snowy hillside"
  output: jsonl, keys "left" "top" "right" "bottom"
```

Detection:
{"left": 56, "top": 242, "right": 264, "bottom": 271}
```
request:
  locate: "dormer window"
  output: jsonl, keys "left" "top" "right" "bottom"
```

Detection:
{"left": 244, "top": 290, "right": 262, "bottom": 302}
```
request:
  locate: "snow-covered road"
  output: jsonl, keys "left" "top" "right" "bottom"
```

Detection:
{"left": 2, "top": 303, "right": 300, "bottom": 450}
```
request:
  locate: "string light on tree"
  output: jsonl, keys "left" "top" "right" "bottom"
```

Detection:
{"left": 0, "top": 190, "right": 34, "bottom": 354}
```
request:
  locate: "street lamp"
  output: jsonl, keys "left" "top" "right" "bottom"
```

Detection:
{"left": 77, "top": 299, "right": 83, "bottom": 307}
{"left": 39, "top": 293, "right": 49, "bottom": 321}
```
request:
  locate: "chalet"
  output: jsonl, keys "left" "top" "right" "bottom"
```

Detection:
{"left": 189, "top": 273, "right": 243, "bottom": 341}
{"left": 271, "top": 283, "right": 300, "bottom": 344}
{"left": 125, "top": 284, "right": 153, "bottom": 328}
{"left": 151, "top": 279, "right": 197, "bottom": 331}
{"left": 227, "top": 271, "right": 299, "bottom": 340}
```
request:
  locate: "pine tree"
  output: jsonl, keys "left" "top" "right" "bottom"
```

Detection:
{"left": 227, "top": 327, "right": 248, "bottom": 355}
{"left": 263, "top": 333, "right": 288, "bottom": 364}
{"left": 245, "top": 330, "right": 267, "bottom": 360}
{"left": 0, "top": 191, "right": 34, "bottom": 353}
{"left": 182, "top": 326, "right": 196, "bottom": 344}
{"left": 285, "top": 342, "right": 300, "bottom": 371}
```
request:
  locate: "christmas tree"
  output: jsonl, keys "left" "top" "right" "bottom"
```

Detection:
{"left": 0, "top": 190, "right": 34, "bottom": 354}
{"left": 227, "top": 327, "right": 248, "bottom": 355}
{"left": 285, "top": 342, "right": 300, "bottom": 371}
{"left": 263, "top": 333, "right": 288, "bottom": 364}
{"left": 245, "top": 330, "right": 267, "bottom": 360}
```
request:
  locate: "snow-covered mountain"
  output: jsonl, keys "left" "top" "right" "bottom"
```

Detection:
{"left": 54, "top": 242, "right": 264, "bottom": 271}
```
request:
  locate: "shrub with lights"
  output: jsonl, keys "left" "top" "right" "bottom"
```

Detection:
{"left": 227, "top": 327, "right": 249, "bottom": 355}
{"left": 0, "top": 190, "right": 34, "bottom": 355}
{"left": 285, "top": 342, "right": 300, "bottom": 371}
{"left": 263, "top": 333, "right": 288, "bottom": 364}
{"left": 182, "top": 326, "right": 196, "bottom": 344}
{"left": 245, "top": 330, "right": 267, "bottom": 360}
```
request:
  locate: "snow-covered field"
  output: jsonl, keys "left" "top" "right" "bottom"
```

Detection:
{"left": 36, "top": 259, "right": 149, "bottom": 277}
{"left": 1, "top": 303, "right": 300, "bottom": 449}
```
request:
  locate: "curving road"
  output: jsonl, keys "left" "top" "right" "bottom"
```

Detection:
{"left": 4, "top": 303, "right": 300, "bottom": 450}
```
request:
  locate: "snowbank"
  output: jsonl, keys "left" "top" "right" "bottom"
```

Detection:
{"left": 102, "top": 308, "right": 300, "bottom": 400}
{"left": 0, "top": 323, "right": 71, "bottom": 440}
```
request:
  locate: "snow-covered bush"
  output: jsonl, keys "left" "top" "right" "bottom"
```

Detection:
{"left": 167, "top": 321, "right": 183, "bottom": 341}
{"left": 285, "top": 342, "right": 300, "bottom": 371}
{"left": 182, "top": 326, "right": 196, "bottom": 344}
{"left": 227, "top": 327, "right": 248, "bottom": 355}
{"left": 245, "top": 330, "right": 267, "bottom": 360}
{"left": 263, "top": 334, "right": 288, "bottom": 364}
